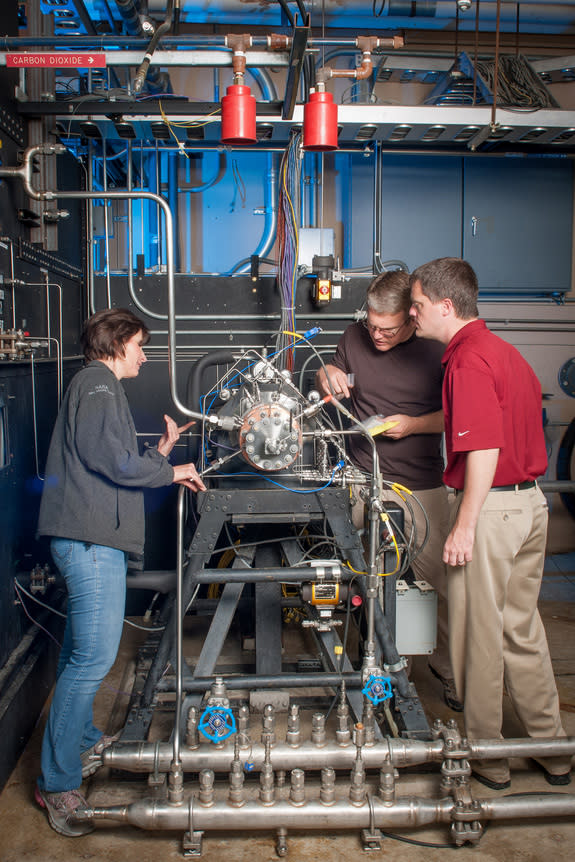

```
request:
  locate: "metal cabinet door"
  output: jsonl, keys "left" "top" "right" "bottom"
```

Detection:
{"left": 378, "top": 153, "right": 463, "bottom": 272}
{"left": 463, "top": 157, "right": 573, "bottom": 293}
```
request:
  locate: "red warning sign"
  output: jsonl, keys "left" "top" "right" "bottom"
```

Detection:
{"left": 6, "top": 53, "right": 106, "bottom": 68}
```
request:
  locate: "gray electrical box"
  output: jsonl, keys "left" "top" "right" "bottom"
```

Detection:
{"left": 394, "top": 580, "right": 438, "bottom": 656}
{"left": 298, "top": 228, "right": 335, "bottom": 272}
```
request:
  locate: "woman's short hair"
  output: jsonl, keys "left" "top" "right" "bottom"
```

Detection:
{"left": 81, "top": 308, "right": 150, "bottom": 362}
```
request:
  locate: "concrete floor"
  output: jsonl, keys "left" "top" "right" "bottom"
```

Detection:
{"left": 1, "top": 555, "right": 575, "bottom": 862}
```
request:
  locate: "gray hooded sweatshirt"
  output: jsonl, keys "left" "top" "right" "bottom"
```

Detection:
{"left": 38, "top": 360, "right": 174, "bottom": 555}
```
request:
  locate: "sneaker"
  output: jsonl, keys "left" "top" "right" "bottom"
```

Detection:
{"left": 428, "top": 664, "right": 464, "bottom": 712}
{"left": 471, "top": 770, "right": 511, "bottom": 791}
{"left": 35, "top": 785, "right": 94, "bottom": 837}
{"left": 81, "top": 732, "right": 121, "bottom": 779}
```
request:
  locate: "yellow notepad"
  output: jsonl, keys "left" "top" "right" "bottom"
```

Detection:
{"left": 367, "top": 419, "right": 399, "bottom": 436}
{"left": 356, "top": 416, "right": 399, "bottom": 436}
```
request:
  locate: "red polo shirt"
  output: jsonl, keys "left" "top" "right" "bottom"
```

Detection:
{"left": 442, "top": 319, "right": 547, "bottom": 490}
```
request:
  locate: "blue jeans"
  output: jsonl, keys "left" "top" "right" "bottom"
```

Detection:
{"left": 39, "top": 539, "right": 127, "bottom": 791}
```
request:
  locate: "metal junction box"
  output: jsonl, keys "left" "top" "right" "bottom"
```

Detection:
{"left": 394, "top": 579, "right": 438, "bottom": 656}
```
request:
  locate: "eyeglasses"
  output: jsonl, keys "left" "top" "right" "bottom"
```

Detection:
{"left": 362, "top": 317, "right": 410, "bottom": 338}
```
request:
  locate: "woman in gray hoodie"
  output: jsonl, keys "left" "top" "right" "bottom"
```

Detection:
{"left": 35, "top": 307, "right": 205, "bottom": 836}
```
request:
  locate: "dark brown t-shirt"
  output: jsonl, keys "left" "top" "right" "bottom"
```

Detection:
{"left": 332, "top": 323, "right": 445, "bottom": 490}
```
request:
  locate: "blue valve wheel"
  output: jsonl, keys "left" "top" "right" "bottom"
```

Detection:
{"left": 362, "top": 675, "right": 393, "bottom": 705}
{"left": 198, "top": 706, "right": 237, "bottom": 743}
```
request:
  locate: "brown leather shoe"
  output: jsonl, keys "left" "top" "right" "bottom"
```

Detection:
{"left": 471, "top": 771, "right": 511, "bottom": 791}
{"left": 428, "top": 664, "right": 463, "bottom": 712}
{"left": 531, "top": 759, "right": 571, "bottom": 786}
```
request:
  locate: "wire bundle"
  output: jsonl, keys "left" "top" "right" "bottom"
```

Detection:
{"left": 276, "top": 130, "right": 303, "bottom": 370}
{"left": 476, "top": 54, "right": 558, "bottom": 111}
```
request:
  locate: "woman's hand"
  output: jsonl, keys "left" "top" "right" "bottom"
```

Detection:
{"left": 172, "top": 463, "right": 207, "bottom": 492}
{"left": 157, "top": 415, "right": 195, "bottom": 458}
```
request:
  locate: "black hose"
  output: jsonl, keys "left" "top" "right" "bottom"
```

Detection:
{"left": 186, "top": 350, "right": 241, "bottom": 460}
{"left": 557, "top": 417, "right": 575, "bottom": 520}
{"left": 353, "top": 575, "right": 412, "bottom": 699}
{"left": 132, "top": 0, "right": 174, "bottom": 95}
{"left": 277, "top": 0, "right": 295, "bottom": 27}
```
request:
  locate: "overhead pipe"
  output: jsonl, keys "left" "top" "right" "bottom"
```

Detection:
{"left": 167, "top": 151, "right": 179, "bottom": 272}
{"left": 0, "top": 144, "right": 233, "bottom": 424}
{"left": 224, "top": 153, "right": 278, "bottom": 276}
{"left": 372, "top": 141, "right": 409, "bottom": 275}
{"left": 123, "top": 146, "right": 227, "bottom": 321}
{"left": 321, "top": 35, "right": 404, "bottom": 83}
{"left": 303, "top": 35, "right": 404, "bottom": 151}
{"left": 18, "top": 276, "right": 64, "bottom": 405}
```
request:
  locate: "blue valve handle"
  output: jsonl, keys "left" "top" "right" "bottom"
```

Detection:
{"left": 198, "top": 706, "right": 237, "bottom": 742}
{"left": 362, "top": 675, "right": 393, "bottom": 705}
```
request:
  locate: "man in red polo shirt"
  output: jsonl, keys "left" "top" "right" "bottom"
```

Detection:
{"left": 409, "top": 256, "right": 571, "bottom": 791}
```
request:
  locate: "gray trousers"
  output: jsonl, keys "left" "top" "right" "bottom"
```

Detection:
{"left": 448, "top": 484, "right": 570, "bottom": 782}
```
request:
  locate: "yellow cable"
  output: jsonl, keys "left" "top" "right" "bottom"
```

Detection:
{"left": 378, "top": 512, "right": 401, "bottom": 576}
{"left": 343, "top": 561, "right": 366, "bottom": 576}
{"left": 158, "top": 101, "right": 191, "bottom": 159}
{"left": 391, "top": 481, "right": 412, "bottom": 496}
{"left": 280, "top": 158, "right": 299, "bottom": 359}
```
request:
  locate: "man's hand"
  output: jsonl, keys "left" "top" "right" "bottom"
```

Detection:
{"left": 379, "top": 414, "right": 414, "bottom": 439}
{"left": 157, "top": 415, "right": 195, "bottom": 458}
{"left": 172, "top": 462, "right": 207, "bottom": 492}
{"left": 443, "top": 523, "right": 476, "bottom": 566}
{"left": 316, "top": 364, "right": 352, "bottom": 400}
{"left": 383, "top": 410, "right": 444, "bottom": 439}
{"left": 443, "top": 448, "right": 500, "bottom": 567}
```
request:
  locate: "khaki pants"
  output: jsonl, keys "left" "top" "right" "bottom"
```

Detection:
{"left": 448, "top": 485, "right": 570, "bottom": 782}
{"left": 353, "top": 485, "right": 453, "bottom": 680}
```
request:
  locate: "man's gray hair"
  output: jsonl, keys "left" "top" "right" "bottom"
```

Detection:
{"left": 366, "top": 269, "right": 411, "bottom": 315}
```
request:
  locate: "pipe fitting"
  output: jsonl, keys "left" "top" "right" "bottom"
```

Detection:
{"left": 186, "top": 707, "right": 200, "bottom": 749}
{"left": 198, "top": 769, "right": 215, "bottom": 807}
{"left": 225, "top": 34, "right": 253, "bottom": 84}
{"left": 228, "top": 755, "right": 245, "bottom": 807}
{"left": 286, "top": 704, "right": 301, "bottom": 747}
{"left": 289, "top": 768, "right": 306, "bottom": 806}
{"left": 259, "top": 740, "right": 275, "bottom": 805}
{"left": 311, "top": 713, "right": 327, "bottom": 747}
{"left": 378, "top": 764, "right": 396, "bottom": 805}
{"left": 261, "top": 704, "right": 276, "bottom": 745}
{"left": 336, "top": 702, "right": 351, "bottom": 746}
{"left": 167, "top": 763, "right": 184, "bottom": 805}
{"left": 320, "top": 767, "right": 336, "bottom": 806}
{"left": 361, "top": 701, "right": 376, "bottom": 746}
{"left": 237, "top": 704, "right": 251, "bottom": 748}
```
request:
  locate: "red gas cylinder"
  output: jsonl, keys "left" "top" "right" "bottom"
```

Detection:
{"left": 303, "top": 89, "right": 338, "bottom": 151}
{"left": 221, "top": 84, "right": 257, "bottom": 144}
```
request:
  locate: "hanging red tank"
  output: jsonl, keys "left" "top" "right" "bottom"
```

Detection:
{"left": 303, "top": 88, "right": 338, "bottom": 151}
{"left": 221, "top": 84, "right": 257, "bottom": 144}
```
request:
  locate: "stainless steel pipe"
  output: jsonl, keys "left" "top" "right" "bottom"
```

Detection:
{"left": 77, "top": 793, "right": 575, "bottom": 832}
{"left": 103, "top": 736, "right": 575, "bottom": 774}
